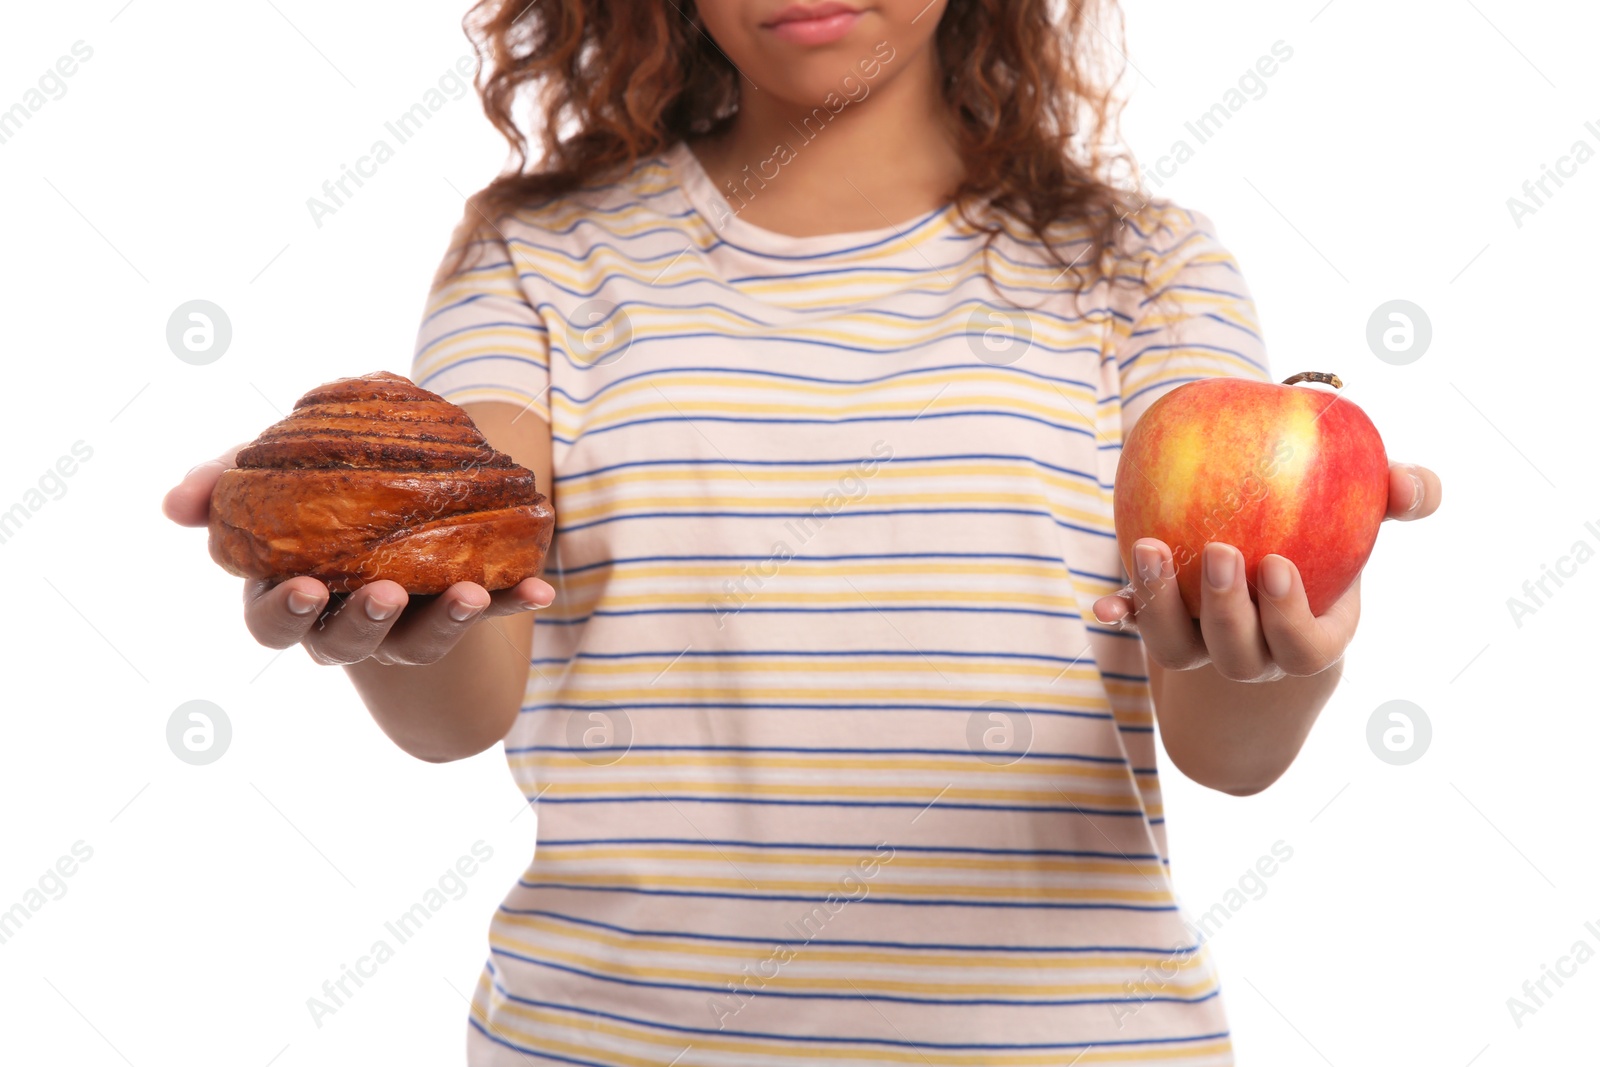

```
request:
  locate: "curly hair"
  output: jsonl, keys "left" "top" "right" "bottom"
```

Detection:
{"left": 441, "top": 0, "right": 1145, "bottom": 294}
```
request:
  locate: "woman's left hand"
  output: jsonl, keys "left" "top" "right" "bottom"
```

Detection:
{"left": 1091, "top": 462, "right": 1443, "bottom": 683}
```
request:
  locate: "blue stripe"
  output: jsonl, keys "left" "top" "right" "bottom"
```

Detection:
{"left": 1138, "top": 281, "right": 1248, "bottom": 308}
{"left": 467, "top": 1016, "right": 618, "bottom": 1067}
{"left": 554, "top": 411, "right": 1108, "bottom": 446}
{"left": 534, "top": 604, "right": 1089, "bottom": 623}
{"left": 415, "top": 318, "right": 549, "bottom": 355}
{"left": 502, "top": 201, "right": 698, "bottom": 238}
{"left": 492, "top": 264, "right": 1132, "bottom": 317}
{"left": 516, "top": 880, "right": 1172, "bottom": 907}
{"left": 518, "top": 294, "right": 1121, "bottom": 348}
{"left": 555, "top": 454, "right": 1115, "bottom": 491}
{"left": 497, "top": 905, "right": 1190, "bottom": 952}
{"left": 474, "top": 972, "right": 1231, "bottom": 1051}
{"left": 1131, "top": 311, "right": 1261, "bottom": 344}
{"left": 533, "top": 614, "right": 1145, "bottom": 645}
{"left": 531, "top": 643, "right": 1132, "bottom": 668}
{"left": 525, "top": 798, "right": 1146, "bottom": 817}
{"left": 487, "top": 944, "right": 1208, "bottom": 1008}
{"left": 415, "top": 354, "right": 547, "bottom": 392}
{"left": 554, "top": 506, "right": 1114, "bottom": 541}
{"left": 543, "top": 360, "right": 1100, "bottom": 407}
{"left": 523, "top": 701, "right": 1111, "bottom": 720}
{"left": 420, "top": 290, "right": 499, "bottom": 325}
{"left": 1118, "top": 341, "right": 1267, "bottom": 376}
{"left": 509, "top": 745, "right": 1134, "bottom": 766}
{"left": 522, "top": 837, "right": 1156, "bottom": 860}
{"left": 546, "top": 327, "right": 1106, "bottom": 372}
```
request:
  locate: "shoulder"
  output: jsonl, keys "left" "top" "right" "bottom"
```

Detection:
{"left": 493, "top": 152, "right": 685, "bottom": 251}
{"left": 1110, "top": 199, "right": 1235, "bottom": 278}
{"left": 1100, "top": 199, "right": 1251, "bottom": 322}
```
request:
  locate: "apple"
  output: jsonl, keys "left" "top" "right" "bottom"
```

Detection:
{"left": 1113, "top": 371, "right": 1390, "bottom": 618}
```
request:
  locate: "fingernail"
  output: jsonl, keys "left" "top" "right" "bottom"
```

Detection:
{"left": 449, "top": 601, "right": 485, "bottom": 622}
{"left": 1204, "top": 545, "right": 1235, "bottom": 591}
{"left": 286, "top": 590, "right": 322, "bottom": 616}
{"left": 1260, "top": 555, "right": 1292, "bottom": 599}
{"left": 1406, "top": 470, "right": 1425, "bottom": 516}
{"left": 1094, "top": 598, "right": 1128, "bottom": 625}
{"left": 1135, "top": 544, "right": 1164, "bottom": 583}
{"left": 365, "top": 598, "right": 399, "bottom": 622}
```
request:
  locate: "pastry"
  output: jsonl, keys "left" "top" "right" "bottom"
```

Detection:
{"left": 208, "top": 371, "right": 554, "bottom": 594}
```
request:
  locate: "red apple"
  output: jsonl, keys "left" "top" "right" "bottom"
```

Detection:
{"left": 1113, "top": 371, "right": 1389, "bottom": 618}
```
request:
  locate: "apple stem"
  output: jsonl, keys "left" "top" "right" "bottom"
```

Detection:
{"left": 1282, "top": 371, "right": 1343, "bottom": 389}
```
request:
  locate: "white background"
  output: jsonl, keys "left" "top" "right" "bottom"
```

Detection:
{"left": 1, "top": 1, "right": 1594, "bottom": 1064}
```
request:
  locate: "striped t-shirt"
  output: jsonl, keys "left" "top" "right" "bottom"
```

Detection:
{"left": 412, "top": 139, "right": 1271, "bottom": 1067}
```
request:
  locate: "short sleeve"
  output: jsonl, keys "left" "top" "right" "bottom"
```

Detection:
{"left": 410, "top": 229, "right": 552, "bottom": 424}
{"left": 1111, "top": 205, "right": 1271, "bottom": 435}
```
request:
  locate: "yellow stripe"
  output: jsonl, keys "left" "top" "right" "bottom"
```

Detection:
{"left": 415, "top": 324, "right": 548, "bottom": 365}
{"left": 473, "top": 999, "right": 1231, "bottom": 1066}
{"left": 559, "top": 463, "right": 1105, "bottom": 499}
{"left": 518, "top": 754, "right": 1138, "bottom": 781}
{"left": 526, "top": 872, "right": 1166, "bottom": 903}
{"left": 549, "top": 654, "right": 1102, "bottom": 679}
{"left": 512, "top": 240, "right": 1115, "bottom": 303}
{"left": 488, "top": 928, "right": 1206, "bottom": 997}
{"left": 495, "top": 910, "right": 1198, "bottom": 970}
{"left": 554, "top": 495, "right": 1101, "bottom": 526}
{"left": 531, "top": 682, "right": 1106, "bottom": 705}
{"left": 548, "top": 366, "right": 1096, "bottom": 414}
{"left": 528, "top": 844, "right": 1160, "bottom": 876}
{"left": 551, "top": 393, "right": 1098, "bottom": 428}
{"left": 533, "top": 782, "right": 1141, "bottom": 810}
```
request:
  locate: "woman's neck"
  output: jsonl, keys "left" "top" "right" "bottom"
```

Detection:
{"left": 686, "top": 48, "right": 965, "bottom": 237}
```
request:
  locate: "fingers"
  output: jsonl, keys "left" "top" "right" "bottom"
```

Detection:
{"left": 162, "top": 445, "right": 245, "bottom": 527}
{"left": 1386, "top": 463, "right": 1442, "bottom": 521}
{"left": 1253, "top": 553, "right": 1353, "bottom": 676}
{"left": 1127, "top": 538, "right": 1207, "bottom": 670}
{"left": 299, "top": 581, "right": 411, "bottom": 666}
{"left": 243, "top": 577, "right": 331, "bottom": 649}
{"left": 1197, "top": 543, "right": 1273, "bottom": 681}
{"left": 484, "top": 576, "right": 556, "bottom": 618}
{"left": 245, "top": 577, "right": 553, "bottom": 665}
{"left": 1091, "top": 592, "right": 1134, "bottom": 627}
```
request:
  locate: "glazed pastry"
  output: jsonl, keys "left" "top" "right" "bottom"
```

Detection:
{"left": 208, "top": 371, "right": 554, "bottom": 594}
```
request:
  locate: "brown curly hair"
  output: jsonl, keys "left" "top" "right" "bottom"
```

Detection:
{"left": 441, "top": 0, "right": 1145, "bottom": 294}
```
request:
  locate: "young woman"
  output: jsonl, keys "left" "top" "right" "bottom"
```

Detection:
{"left": 166, "top": 0, "right": 1439, "bottom": 1062}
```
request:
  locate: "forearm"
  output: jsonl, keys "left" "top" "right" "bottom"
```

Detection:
{"left": 1152, "top": 658, "right": 1342, "bottom": 796}
{"left": 344, "top": 614, "right": 533, "bottom": 763}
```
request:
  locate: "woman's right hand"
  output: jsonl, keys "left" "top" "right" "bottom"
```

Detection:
{"left": 162, "top": 449, "right": 555, "bottom": 667}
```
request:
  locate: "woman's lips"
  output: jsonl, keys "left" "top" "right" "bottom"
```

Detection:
{"left": 764, "top": 8, "right": 862, "bottom": 46}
